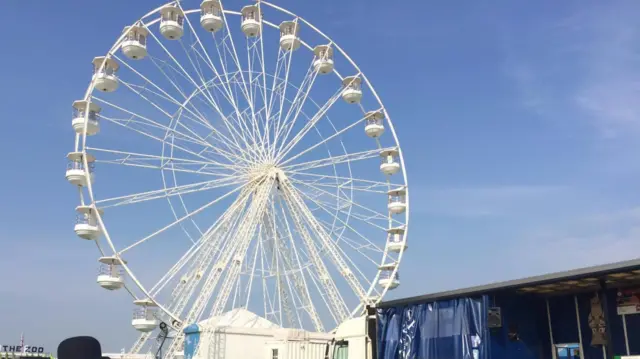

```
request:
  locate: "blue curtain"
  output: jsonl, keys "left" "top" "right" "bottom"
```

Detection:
{"left": 378, "top": 306, "right": 402, "bottom": 359}
{"left": 377, "top": 297, "right": 488, "bottom": 359}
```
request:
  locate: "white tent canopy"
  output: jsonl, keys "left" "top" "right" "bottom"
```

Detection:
{"left": 197, "top": 308, "right": 280, "bottom": 330}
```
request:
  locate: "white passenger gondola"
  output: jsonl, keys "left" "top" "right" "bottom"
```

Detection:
{"left": 279, "top": 21, "right": 301, "bottom": 51}
{"left": 387, "top": 187, "right": 407, "bottom": 214}
{"left": 378, "top": 263, "right": 400, "bottom": 289}
{"left": 121, "top": 25, "right": 149, "bottom": 60}
{"left": 364, "top": 110, "right": 385, "bottom": 138}
{"left": 132, "top": 298, "right": 159, "bottom": 332}
{"left": 92, "top": 57, "right": 119, "bottom": 93}
{"left": 160, "top": 5, "right": 185, "bottom": 40}
{"left": 380, "top": 148, "right": 400, "bottom": 176}
{"left": 385, "top": 226, "right": 407, "bottom": 253}
{"left": 74, "top": 205, "right": 102, "bottom": 240}
{"left": 200, "top": 0, "right": 224, "bottom": 32}
{"left": 97, "top": 256, "right": 125, "bottom": 290}
{"left": 341, "top": 76, "right": 362, "bottom": 104}
{"left": 313, "top": 45, "right": 334, "bottom": 74}
{"left": 71, "top": 100, "right": 101, "bottom": 136}
{"left": 65, "top": 152, "right": 95, "bottom": 187}
{"left": 241, "top": 5, "right": 261, "bottom": 37}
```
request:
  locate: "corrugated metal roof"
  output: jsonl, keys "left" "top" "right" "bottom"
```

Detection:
{"left": 379, "top": 257, "right": 640, "bottom": 308}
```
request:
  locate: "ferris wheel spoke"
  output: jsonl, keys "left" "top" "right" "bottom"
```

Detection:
{"left": 271, "top": 214, "right": 300, "bottom": 329}
{"left": 260, "top": 225, "right": 286, "bottom": 325}
{"left": 215, "top": 3, "right": 262, "bottom": 131}
{"left": 176, "top": 109, "right": 254, "bottom": 164}
{"left": 265, "top": 51, "right": 296, "bottom": 155}
{"left": 281, "top": 115, "right": 368, "bottom": 166}
{"left": 147, "top": 55, "right": 259, "bottom": 163}
{"left": 293, "top": 185, "right": 386, "bottom": 253}
{"left": 150, "top": 237, "right": 206, "bottom": 296}
{"left": 200, "top": 48, "right": 261, "bottom": 155}
{"left": 288, "top": 172, "right": 392, "bottom": 193}
{"left": 176, "top": 12, "right": 251, "bottom": 126}
{"left": 258, "top": 231, "right": 270, "bottom": 319}
{"left": 114, "top": 77, "right": 188, "bottom": 120}
{"left": 88, "top": 146, "right": 241, "bottom": 176}
{"left": 271, "top": 63, "right": 319, "bottom": 159}
{"left": 245, "top": 36, "right": 268, "bottom": 146}
{"left": 94, "top": 116, "right": 233, "bottom": 168}
{"left": 280, "top": 183, "right": 350, "bottom": 323}
{"left": 263, "top": 53, "right": 286, "bottom": 143}
{"left": 150, "top": 219, "right": 229, "bottom": 300}
{"left": 301, "top": 212, "right": 377, "bottom": 298}
{"left": 269, "top": 23, "right": 301, "bottom": 157}
{"left": 118, "top": 181, "right": 250, "bottom": 255}
{"left": 303, "top": 261, "right": 342, "bottom": 326}
{"left": 289, "top": 172, "right": 390, "bottom": 195}
{"left": 309, "top": 195, "right": 389, "bottom": 233}
{"left": 283, "top": 180, "right": 371, "bottom": 302}
{"left": 112, "top": 54, "right": 249, "bottom": 157}
{"left": 113, "top": 85, "right": 250, "bottom": 168}
{"left": 93, "top": 96, "right": 228, "bottom": 154}
{"left": 146, "top": 64, "right": 237, "bottom": 151}
{"left": 161, "top": 204, "right": 253, "bottom": 356}
{"left": 103, "top": 116, "right": 241, "bottom": 168}
{"left": 208, "top": 178, "right": 275, "bottom": 317}
{"left": 252, "top": 68, "right": 273, "bottom": 158}
{"left": 95, "top": 176, "right": 244, "bottom": 209}
{"left": 291, "top": 178, "right": 399, "bottom": 229}
{"left": 111, "top": 77, "right": 213, "bottom": 143}
{"left": 315, "top": 219, "right": 384, "bottom": 267}
{"left": 174, "top": 190, "right": 253, "bottom": 327}
{"left": 185, "top": 47, "right": 238, "bottom": 110}
{"left": 97, "top": 160, "right": 229, "bottom": 178}
{"left": 164, "top": 220, "right": 247, "bottom": 305}
{"left": 283, "top": 147, "right": 388, "bottom": 173}
{"left": 274, "top": 196, "right": 324, "bottom": 331}
{"left": 242, "top": 224, "right": 263, "bottom": 311}
{"left": 147, "top": 55, "right": 191, "bottom": 101}
{"left": 242, "top": 227, "right": 267, "bottom": 313}
{"left": 261, "top": 204, "right": 297, "bottom": 328}
{"left": 167, "top": 190, "right": 252, "bottom": 324}
{"left": 219, "top": 55, "right": 264, "bottom": 156}
{"left": 174, "top": 33, "right": 262, "bottom": 156}
{"left": 143, "top": 22, "right": 219, "bottom": 103}
{"left": 275, "top": 88, "right": 343, "bottom": 162}
{"left": 129, "top": 333, "right": 152, "bottom": 354}
{"left": 113, "top": 54, "right": 215, "bottom": 129}
{"left": 252, "top": 5, "right": 272, "bottom": 155}
{"left": 191, "top": 8, "right": 269, "bottom": 163}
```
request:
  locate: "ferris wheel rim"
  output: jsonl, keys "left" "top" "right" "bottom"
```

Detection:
{"left": 73, "top": 0, "right": 410, "bottom": 334}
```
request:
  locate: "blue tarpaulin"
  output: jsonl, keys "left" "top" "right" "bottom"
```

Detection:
{"left": 377, "top": 296, "right": 489, "bottom": 359}
{"left": 183, "top": 324, "right": 201, "bottom": 359}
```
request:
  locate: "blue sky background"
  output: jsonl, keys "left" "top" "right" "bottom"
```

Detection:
{"left": 2, "top": 0, "right": 640, "bottom": 353}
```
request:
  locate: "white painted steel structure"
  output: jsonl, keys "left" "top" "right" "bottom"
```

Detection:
{"left": 67, "top": 1, "right": 409, "bottom": 358}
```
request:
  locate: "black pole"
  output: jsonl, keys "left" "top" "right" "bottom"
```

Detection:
{"left": 599, "top": 279, "right": 615, "bottom": 359}
{"left": 155, "top": 322, "right": 169, "bottom": 359}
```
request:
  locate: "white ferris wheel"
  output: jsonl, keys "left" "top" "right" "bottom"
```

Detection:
{"left": 66, "top": 0, "right": 409, "bottom": 355}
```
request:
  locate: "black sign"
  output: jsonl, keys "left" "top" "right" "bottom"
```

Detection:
{"left": 1, "top": 346, "right": 44, "bottom": 353}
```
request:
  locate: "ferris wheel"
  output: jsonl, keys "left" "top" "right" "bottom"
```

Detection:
{"left": 66, "top": 0, "right": 409, "bottom": 355}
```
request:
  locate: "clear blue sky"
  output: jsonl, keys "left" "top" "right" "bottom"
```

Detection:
{"left": 2, "top": 0, "right": 640, "bottom": 353}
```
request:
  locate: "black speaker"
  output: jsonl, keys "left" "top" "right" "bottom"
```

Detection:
{"left": 488, "top": 307, "right": 502, "bottom": 328}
